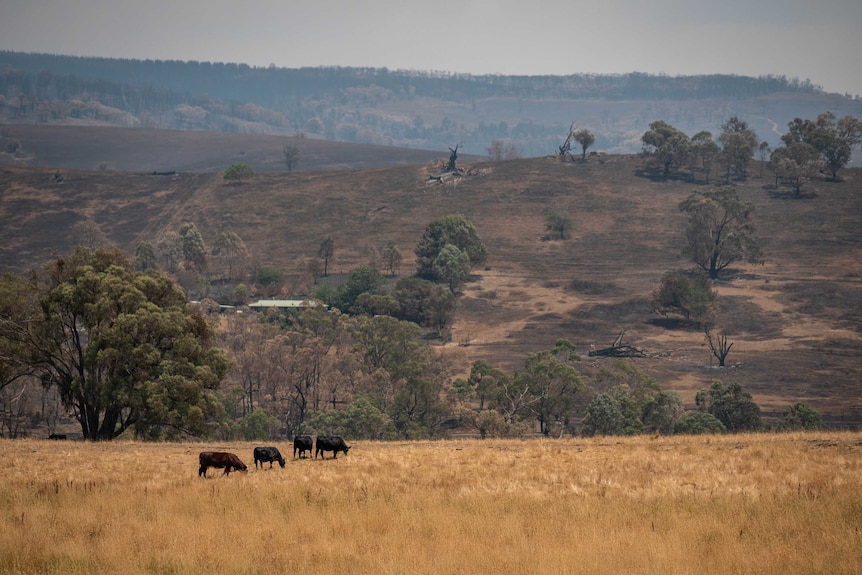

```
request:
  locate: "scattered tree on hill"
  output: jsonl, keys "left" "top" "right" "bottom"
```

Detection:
{"left": 381, "top": 240, "right": 402, "bottom": 277}
{"left": 573, "top": 128, "right": 596, "bottom": 159}
{"left": 757, "top": 141, "right": 771, "bottom": 178}
{"left": 653, "top": 271, "right": 717, "bottom": 323}
{"left": 212, "top": 231, "right": 247, "bottom": 280}
{"left": 690, "top": 131, "right": 720, "bottom": 183}
{"left": 0, "top": 247, "right": 230, "bottom": 440}
{"left": 779, "top": 112, "right": 862, "bottom": 180}
{"left": 679, "top": 187, "right": 762, "bottom": 279}
{"left": 282, "top": 144, "right": 300, "bottom": 172}
{"left": 718, "top": 116, "right": 759, "bottom": 181}
{"left": 486, "top": 139, "right": 521, "bottom": 161}
{"left": 223, "top": 162, "right": 253, "bottom": 183}
{"left": 544, "top": 208, "right": 573, "bottom": 240}
{"left": 770, "top": 141, "right": 821, "bottom": 195}
{"left": 318, "top": 237, "right": 334, "bottom": 277}
{"left": 695, "top": 381, "right": 762, "bottom": 432}
{"left": 415, "top": 214, "right": 487, "bottom": 281}
{"left": 179, "top": 221, "right": 207, "bottom": 272}
{"left": 642, "top": 120, "right": 691, "bottom": 176}
{"left": 72, "top": 218, "right": 111, "bottom": 250}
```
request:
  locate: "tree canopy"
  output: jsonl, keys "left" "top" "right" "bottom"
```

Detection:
{"left": 679, "top": 187, "right": 762, "bottom": 279}
{"left": 415, "top": 214, "right": 487, "bottom": 281}
{"left": 0, "top": 247, "right": 230, "bottom": 440}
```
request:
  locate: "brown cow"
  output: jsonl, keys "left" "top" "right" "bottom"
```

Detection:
{"left": 198, "top": 451, "right": 248, "bottom": 477}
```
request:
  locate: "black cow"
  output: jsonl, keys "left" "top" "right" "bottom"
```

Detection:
{"left": 293, "top": 435, "right": 313, "bottom": 459}
{"left": 315, "top": 436, "right": 350, "bottom": 459}
{"left": 199, "top": 452, "right": 248, "bottom": 477}
{"left": 253, "top": 446, "right": 285, "bottom": 469}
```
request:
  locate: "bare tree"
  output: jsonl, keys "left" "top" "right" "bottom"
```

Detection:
{"left": 705, "top": 325, "right": 733, "bottom": 367}
{"left": 558, "top": 122, "right": 576, "bottom": 160}
{"left": 446, "top": 144, "right": 461, "bottom": 172}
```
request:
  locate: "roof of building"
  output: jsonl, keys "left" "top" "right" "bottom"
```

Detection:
{"left": 247, "top": 299, "right": 325, "bottom": 309}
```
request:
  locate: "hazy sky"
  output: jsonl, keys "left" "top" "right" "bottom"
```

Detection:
{"left": 2, "top": 0, "right": 861, "bottom": 96}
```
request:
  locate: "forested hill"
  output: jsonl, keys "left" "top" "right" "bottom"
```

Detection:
{"left": 1, "top": 50, "right": 860, "bottom": 158}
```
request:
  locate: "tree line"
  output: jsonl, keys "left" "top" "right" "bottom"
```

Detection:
{"left": 0, "top": 198, "right": 823, "bottom": 440}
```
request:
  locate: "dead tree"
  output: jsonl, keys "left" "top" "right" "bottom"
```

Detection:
{"left": 705, "top": 326, "right": 733, "bottom": 366}
{"left": 446, "top": 144, "right": 461, "bottom": 172}
{"left": 557, "top": 122, "right": 576, "bottom": 160}
{"left": 588, "top": 330, "right": 648, "bottom": 358}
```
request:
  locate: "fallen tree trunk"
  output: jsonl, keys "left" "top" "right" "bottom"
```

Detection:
{"left": 588, "top": 330, "right": 649, "bottom": 358}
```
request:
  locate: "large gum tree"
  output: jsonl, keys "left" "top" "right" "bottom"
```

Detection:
{"left": 679, "top": 186, "right": 762, "bottom": 279}
{"left": 0, "top": 247, "right": 230, "bottom": 440}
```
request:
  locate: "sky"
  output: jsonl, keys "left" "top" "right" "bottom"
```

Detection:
{"left": 1, "top": 0, "right": 861, "bottom": 97}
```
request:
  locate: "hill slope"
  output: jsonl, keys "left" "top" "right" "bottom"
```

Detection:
{"left": 1, "top": 151, "right": 860, "bottom": 427}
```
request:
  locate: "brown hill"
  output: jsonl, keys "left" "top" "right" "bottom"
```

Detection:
{"left": 0, "top": 124, "right": 473, "bottom": 173}
{"left": 1, "top": 137, "right": 860, "bottom": 428}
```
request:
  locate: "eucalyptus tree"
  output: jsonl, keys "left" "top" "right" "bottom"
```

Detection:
{"left": 718, "top": 116, "right": 759, "bottom": 180}
{"left": 0, "top": 247, "right": 230, "bottom": 440}
{"left": 679, "top": 187, "right": 762, "bottom": 279}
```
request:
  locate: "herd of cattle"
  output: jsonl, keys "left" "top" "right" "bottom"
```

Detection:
{"left": 198, "top": 435, "right": 351, "bottom": 477}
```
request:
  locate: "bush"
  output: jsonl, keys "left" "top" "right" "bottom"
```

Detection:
{"left": 778, "top": 402, "right": 822, "bottom": 431}
{"left": 695, "top": 381, "right": 762, "bottom": 432}
{"left": 674, "top": 411, "right": 727, "bottom": 434}
{"left": 223, "top": 162, "right": 253, "bottom": 182}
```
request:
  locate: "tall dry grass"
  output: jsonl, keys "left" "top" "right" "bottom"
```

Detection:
{"left": 1, "top": 433, "right": 860, "bottom": 574}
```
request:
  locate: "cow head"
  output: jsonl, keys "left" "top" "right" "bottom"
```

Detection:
{"left": 277, "top": 458, "right": 286, "bottom": 468}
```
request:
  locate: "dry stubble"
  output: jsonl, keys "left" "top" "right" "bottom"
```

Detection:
{"left": 1, "top": 434, "right": 860, "bottom": 574}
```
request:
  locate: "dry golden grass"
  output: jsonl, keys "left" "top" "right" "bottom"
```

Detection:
{"left": 2, "top": 434, "right": 861, "bottom": 574}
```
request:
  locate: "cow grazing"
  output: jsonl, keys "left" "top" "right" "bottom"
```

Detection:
{"left": 293, "top": 435, "right": 313, "bottom": 459}
{"left": 198, "top": 452, "right": 248, "bottom": 477}
{"left": 315, "top": 436, "right": 350, "bottom": 459}
{"left": 253, "top": 446, "right": 286, "bottom": 469}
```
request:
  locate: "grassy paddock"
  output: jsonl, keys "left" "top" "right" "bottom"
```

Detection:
{"left": 1, "top": 433, "right": 861, "bottom": 574}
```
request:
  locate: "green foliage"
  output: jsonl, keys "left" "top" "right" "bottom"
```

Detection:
{"left": 778, "top": 402, "right": 823, "bottom": 431}
{"left": 770, "top": 141, "right": 821, "bottom": 194}
{"left": 255, "top": 267, "right": 283, "bottom": 287}
{"left": 642, "top": 120, "right": 691, "bottom": 176}
{"left": 223, "top": 162, "right": 253, "bottom": 182}
{"left": 333, "top": 265, "right": 384, "bottom": 313}
{"left": 544, "top": 208, "right": 573, "bottom": 240}
{"left": 653, "top": 271, "right": 717, "bottom": 322}
{"left": 673, "top": 411, "right": 727, "bottom": 434}
{"left": 237, "top": 409, "right": 282, "bottom": 440}
{"left": 515, "top": 339, "right": 585, "bottom": 436}
{"left": 584, "top": 360, "right": 683, "bottom": 436}
{"left": 392, "top": 277, "right": 436, "bottom": 324}
{"left": 679, "top": 186, "right": 762, "bottom": 279}
{"left": 718, "top": 116, "right": 759, "bottom": 180}
{"left": 0, "top": 247, "right": 230, "bottom": 440}
{"left": 695, "top": 381, "right": 762, "bottom": 432}
{"left": 307, "top": 397, "right": 395, "bottom": 439}
{"left": 781, "top": 112, "right": 862, "bottom": 179}
{"left": 178, "top": 221, "right": 206, "bottom": 272}
{"left": 381, "top": 240, "right": 402, "bottom": 277}
{"left": 582, "top": 393, "right": 627, "bottom": 436}
{"left": 415, "top": 214, "right": 487, "bottom": 280}
{"left": 573, "top": 128, "right": 596, "bottom": 159}
{"left": 432, "top": 244, "right": 471, "bottom": 293}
